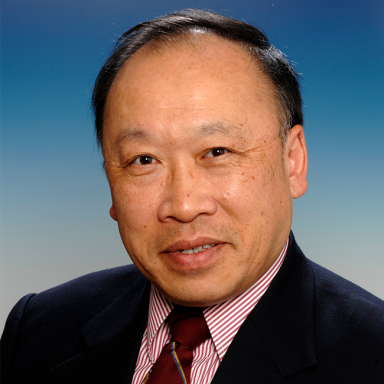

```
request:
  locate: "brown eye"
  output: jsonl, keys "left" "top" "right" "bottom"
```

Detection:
{"left": 205, "top": 148, "right": 228, "bottom": 157}
{"left": 132, "top": 155, "right": 156, "bottom": 165}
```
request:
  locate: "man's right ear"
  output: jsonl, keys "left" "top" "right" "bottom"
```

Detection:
{"left": 110, "top": 204, "right": 117, "bottom": 221}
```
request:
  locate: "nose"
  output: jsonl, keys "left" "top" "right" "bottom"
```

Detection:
{"left": 157, "top": 166, "right": 218, "bottom": 223}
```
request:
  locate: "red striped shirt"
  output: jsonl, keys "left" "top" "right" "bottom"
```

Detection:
{"left": 132, "top": 239, "right": 288, "bottom": 384}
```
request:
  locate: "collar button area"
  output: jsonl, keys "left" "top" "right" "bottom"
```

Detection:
{"left": 168, "top": 306, "right": 211, "bottom": 349}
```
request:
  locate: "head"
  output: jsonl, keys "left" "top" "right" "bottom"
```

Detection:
{"left": 92, "top": 10, "right": 308, "bottom": 306}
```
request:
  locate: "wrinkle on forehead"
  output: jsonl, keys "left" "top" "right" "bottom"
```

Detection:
{"left": 113, "top": 120, "right": 246, "bottom": 150}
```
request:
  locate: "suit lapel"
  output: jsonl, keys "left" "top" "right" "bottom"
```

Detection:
{"left": 212, "top": 233, "right": 317, "bottom": 383}
{"left": 211, "top": 315, "right": 286, "bottom": 384}
{"left": 50, "top": 272, "right": 150, "bottom": 384}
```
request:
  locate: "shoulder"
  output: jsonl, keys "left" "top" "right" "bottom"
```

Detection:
{"left": 26, "top": 264, "right": 144, "bottom": 308}
{"left": 1, "top": 264, "right": 149, "bottom": 382}
{"left": 309, "top": 258, "right": 384, "bottom": 314}
{"left": 12, "top": 264, "right": 146, "bottom": 329}
{"left": 288, "top": 234, "right": 384, "bottom": 334}
{"left": 307, "top": 258, "right": 384, "bottom": 373}
{"left": 287, "top": 234, "right": 384, "bottom": 315}
{"left": 280, "top": 235, "right": 384, "bottom": 380}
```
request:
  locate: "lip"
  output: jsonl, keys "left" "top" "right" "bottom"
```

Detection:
{"left": 162, "top": 237, "right": 226, "bottom": 272}
{"left": 163, "top": 237, "right": 224, "bottom": 253}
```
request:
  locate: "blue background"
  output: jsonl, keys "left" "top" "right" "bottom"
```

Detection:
{"left": 1, "top": 0, "right": 383, "bottom": 329}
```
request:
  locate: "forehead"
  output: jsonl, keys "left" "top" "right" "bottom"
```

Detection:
{"left": 104, "top": 34, "right": 280, "bottom": 142}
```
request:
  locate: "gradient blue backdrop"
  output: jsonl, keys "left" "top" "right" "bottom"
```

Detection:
{"left": 1, "top": 0, "right": 383, "bottom": 330}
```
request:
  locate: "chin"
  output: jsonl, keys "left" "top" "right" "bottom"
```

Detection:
{"left": 159, "top": 282, "right": 238, "bottom": 307}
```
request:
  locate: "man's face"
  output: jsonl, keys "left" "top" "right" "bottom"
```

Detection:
{"left": 103, "top": 35, "right": 306, "bottom": 306}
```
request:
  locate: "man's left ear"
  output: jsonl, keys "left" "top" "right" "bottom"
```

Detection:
{"left": 286, "top": 125, "right": 308, "bottom": 199}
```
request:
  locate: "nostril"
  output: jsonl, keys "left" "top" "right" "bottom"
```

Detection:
{"left": 158, "top": 193, "right": 218, "bottom": 223}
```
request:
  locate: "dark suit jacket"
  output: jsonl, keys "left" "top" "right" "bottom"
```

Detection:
{"left": 2, "top": 233, "right": 384, "bottom": 383}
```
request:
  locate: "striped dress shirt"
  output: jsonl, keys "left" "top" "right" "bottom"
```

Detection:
{"left": 132, "top": 239, "right": 288, "bottom": 384}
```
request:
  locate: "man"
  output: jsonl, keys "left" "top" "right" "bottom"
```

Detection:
{"left": 1, "top": 9, "right": 383, "bottom": 384}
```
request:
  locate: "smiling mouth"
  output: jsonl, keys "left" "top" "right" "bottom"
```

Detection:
{"left": 177, "top": 243, "right": 217, "bottom": 254}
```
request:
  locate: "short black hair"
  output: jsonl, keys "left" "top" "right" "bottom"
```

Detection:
{"left": 92, "top": 9, "right": 303, "bottom": 150}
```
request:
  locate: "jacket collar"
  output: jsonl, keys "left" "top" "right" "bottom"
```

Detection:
{"left": 212, "top": 232, "right": 317, "bottom": 383}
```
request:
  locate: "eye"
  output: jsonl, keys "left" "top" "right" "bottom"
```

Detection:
{"left": 131, "top": 155, "right": 157, "bottom": 165}
{"left": 204, "top": 148, "right": 228, "bottom": 158}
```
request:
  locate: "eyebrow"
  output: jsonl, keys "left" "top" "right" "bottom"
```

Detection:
{"left": 197, "top": 121, "right": 240, "bottom": 137}
{"left": 114, "top": 121, "right": 243, "bottom": 148}
{"left": 114, "top": 128, "right": 150, "bottom": 147}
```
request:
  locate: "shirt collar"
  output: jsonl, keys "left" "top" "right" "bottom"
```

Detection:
{"left": 146, "top": 238, "right": 288, "bottom": 362}
{"left": 146, "top": 285, "right": 173, "bottom": 362}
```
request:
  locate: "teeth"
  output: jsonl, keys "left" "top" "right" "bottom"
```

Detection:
{"left": 178, "top": 243, "right": 216, "bottom": 254}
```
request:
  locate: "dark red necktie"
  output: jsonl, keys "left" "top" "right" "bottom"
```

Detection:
{"left": 143, "top": 306, "right": 211, "bottom": 384}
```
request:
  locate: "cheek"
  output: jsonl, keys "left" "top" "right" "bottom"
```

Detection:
{"left": 112, "top": 181, "right": 160, "bottom": 231}
{"left": 219, "top": 159, "right": 288, "bottom": 223}
{"left": 219, "top": 166, "right": 268, "bottom": 209}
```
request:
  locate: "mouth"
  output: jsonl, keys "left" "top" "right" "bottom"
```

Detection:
{"left": 162, "top": 238, "right": 224, "bottom": 271}
{"left": 164, "top": 237, "right": 222, "bottom": 254}
{"left": 177, "top": 243, "right": 217, "bottom": 254}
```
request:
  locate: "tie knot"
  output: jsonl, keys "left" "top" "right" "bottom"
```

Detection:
{"left": 167, "top": 306, "right": 210, "bottom": 350}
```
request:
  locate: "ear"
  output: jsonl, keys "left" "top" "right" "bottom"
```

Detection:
{"left": 286, "top": 125, "right": 308, "bottom": 199}
{"left": 109, "top": 204, "right": 118, "bottom": 221}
